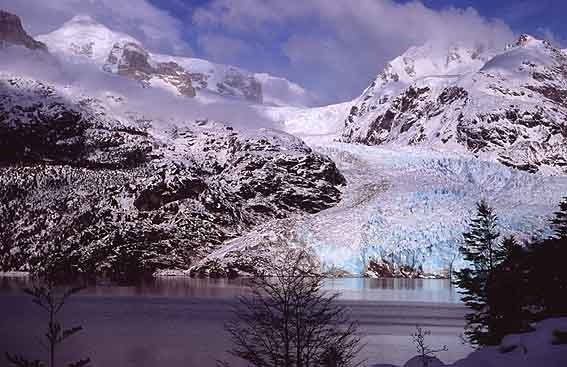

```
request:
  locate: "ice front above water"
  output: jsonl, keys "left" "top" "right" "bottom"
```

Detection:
{"left": 278, "top": 138, "right": 567, "bottom": 276}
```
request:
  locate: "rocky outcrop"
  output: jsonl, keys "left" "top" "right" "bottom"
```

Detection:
{"left": 216, "top": 67, "right": 263, "bottom": 103}
{"left": 103, "top": 41, "right": 263, "bottom": 101}
{"left": 0, "top": 77, "right": 153, "bottom": 168}
{"left": 104, "top": 42, "right": 196, "bottom": 97}
{"left": 0, "top": 10, "right": 47, "bottom": 51}
{"left": 364, "top": 259, "right": 427, "bottom": 279}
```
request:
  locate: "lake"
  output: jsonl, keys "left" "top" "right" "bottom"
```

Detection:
{"left": 0, "top": 277, "right": 472, "bottom": 367}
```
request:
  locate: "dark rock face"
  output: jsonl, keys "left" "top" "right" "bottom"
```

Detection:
{"left": 0, "top": 76, "right": 345, "bottom": 280}
{"left": 103, "top": 42, "right": 264, "bottom": 101}
{"left": 0, "top": 78, "right": 153, "bottom": 168}
{"left": 0, "top": 10, "right": 47, "bottom": 51}
{"left": 365, "top": 259, "right": 426, "bottom": 279}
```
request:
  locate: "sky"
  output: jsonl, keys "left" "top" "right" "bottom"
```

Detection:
{"left": 1, "top": 0, "right": 566, "bottom": 105}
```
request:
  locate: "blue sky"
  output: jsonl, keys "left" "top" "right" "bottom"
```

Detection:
{"left": 146, "top": 0, "right": 567, "bottom": 104}
{"left": 421, "top": 0, "right": 567, "bottom": 44}
{"left": 1, "top": 0, "right": 566, "bottom": 105}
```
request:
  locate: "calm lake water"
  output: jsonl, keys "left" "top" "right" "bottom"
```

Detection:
{"left": 0, "top": 277, "right": 472, "bottom": 367}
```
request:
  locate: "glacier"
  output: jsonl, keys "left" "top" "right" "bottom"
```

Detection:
{"left": 195, "top": 97, "right": 567, "bottom": 277}
{"left": 294, "top": 139, "right": 567, "bottom": 275}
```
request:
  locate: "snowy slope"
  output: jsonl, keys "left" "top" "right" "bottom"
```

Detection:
{"left": 36, "top": 15, "right": 137, "bottom": 62}
{"left": 4, "top": 10, "right": 567, "bottom": 279}
{"left": 37, "top": 16, "right": 312, "bottom": 107}
{"left": 0, "top": 69, "right": 345, "bottom": 276}
{"left": 342, "top": 35, "right": 567, "bottom": 174}
{"left": 260, "top": 101, "right": 352, "bottom": 138}
{"left": 372, "top": 318, "right": 567, "bottom": 367}
{"left": 192, "top": 36, "right": 567, "bottom": 277}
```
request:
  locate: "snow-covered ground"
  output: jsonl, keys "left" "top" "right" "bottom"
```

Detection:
{"left": 372, "top": 318, "right": 567, "bottom": 367}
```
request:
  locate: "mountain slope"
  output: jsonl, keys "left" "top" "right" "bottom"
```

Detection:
{"left": 0, "top": 72, "right": 345, "bottom": 278}
{"left": 342, "top": 35, "right": 567, "bottom": 174}
{"left": 0, "top": 11, "right": 345, "bottom": 278}
{"left": 37, "top": 15, "right": 313, "bottom": 107}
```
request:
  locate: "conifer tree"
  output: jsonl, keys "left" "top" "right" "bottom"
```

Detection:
{"left": 488, "top": 236, "right": 531, "bottom": 339}
{"left": 454, "top": 200, "right": 503, "bottom": 346}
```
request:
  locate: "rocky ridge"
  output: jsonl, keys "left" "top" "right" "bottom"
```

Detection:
{"left": 37, "top": 15, "right": 311, "bottom": 106}
{"left": 342, "top": 35, "right": 567, "bottom": 174}
{"left": 0, "top": 73, "right": 345, "bottom": 279}
{"left": 0, "top": 10, "right": 47, "bottom": 51}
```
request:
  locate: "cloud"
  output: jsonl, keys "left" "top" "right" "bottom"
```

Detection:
{"left": 536, "top": 27, "right": 566, "bottom": 48}
{"left": 0, "top": 46, "right": 274, "bottom": 130}
{"left": 0, "top": 0, "right": 519, "bottom": 105}
{"left": 192, "top": 0, "right": 516, "bottom": 104}
{"left": 0, "top": 0, "right": 191, "bottom": 55}
{"left": 196, "top": 33, "right": 254, "bottom": 65}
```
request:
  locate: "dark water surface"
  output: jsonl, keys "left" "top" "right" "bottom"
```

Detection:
{"left": 0, "top": 277, "right": 472, "bottom": 367}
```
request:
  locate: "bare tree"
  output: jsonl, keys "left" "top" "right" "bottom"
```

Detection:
{"left": 5, "top": 279, "right": 90, "bottom": 367}
{"left": 224, "top": 249, "right": 362, "bottom": 367}
{"left": 411, "top": 326, "right": 448, "bottom": 367}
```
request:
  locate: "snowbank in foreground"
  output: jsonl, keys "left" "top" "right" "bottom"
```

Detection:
{"left": 372, "top": 318, "right": 567, "bottom": 367}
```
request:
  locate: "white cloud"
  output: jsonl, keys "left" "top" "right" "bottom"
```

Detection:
{"left": 0, "top": 0, "right": 191, "bottom": 55}
{"left": 0, "top": 46, "right": 274, "bottom": 130}
{"left": 196, "top": 33, "right": 253, "bottom": 64}
{"left": 0, "top": 0, "right": 519, "bottom": 104}
{"left": 192, "top": 0, "right": 516, "bottom": 103}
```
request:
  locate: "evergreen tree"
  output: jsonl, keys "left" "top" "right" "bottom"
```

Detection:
{"left": 523, "top": 236, "right": 567, "bottom": 319}
{"left": 454, "top": 200, "right": 503, "bottom": 346}
{"left": 460, "top": 200, "right": 501, "bottom": 272}
{"left": 5, "top": 279, "right": 90, "bottom": 367}
{"left": 551, "top": 197, "right": 567, "bottom": 238}
{"left": 488, "top": 236, "right": 531, "bottom": 338}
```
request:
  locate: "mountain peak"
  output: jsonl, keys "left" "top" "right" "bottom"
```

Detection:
{"left": 65, "top": 14, "right": 100, "bottom": 26}
{"left": 38, "top": 14, "right": 139, "bottom": 62}
{"left": 506, "top": 34, "right": 551, "bottom": 50}
{"left": 342, "top": 32, "right": 567, "bottom": 174}
{"left": 0, "top": 10, "right": 48, "bottom": 51}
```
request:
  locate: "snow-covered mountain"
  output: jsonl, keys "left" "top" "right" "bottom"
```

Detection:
{"left": 37, "top": 15, "right": 314, "bottom": 107}
{"left": 342, "top": 35, "right": 567, "bottom": 174}
{"left": 2, "top": 9, "right": 567, "bottom": 279}
{"left": 0, "top": 71, "right": 345, "bottom": 277}
{"left": 0, "top": 11, "right": 344, "bottom": 278}
{"left": 195, "top": 37, "right": 567, "bottom": 278}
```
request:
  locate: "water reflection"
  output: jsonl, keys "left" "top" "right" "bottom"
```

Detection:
{"left": 0, "top": 275, "right": 467, "bottom": 367}
{"left": 323, "top": 278, "right": 461, "bottom": 303}
{"left": 1, "top": 276, "right": 461, "bottom": 303}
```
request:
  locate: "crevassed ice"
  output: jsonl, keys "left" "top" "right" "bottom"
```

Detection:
{"left": 290, "top": 140, "right": 567, "bottom": 275}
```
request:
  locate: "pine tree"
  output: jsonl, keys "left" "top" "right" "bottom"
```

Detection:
{"left": 488, "top": 236, "right": 531, "bottom": 339}
{"left": 454, "top": 200, "right": 503, "bottom": 346}
{"left": 551, "top": 196, "right": 567, "bottom": 238}
{"left": 460, "top": 200, "right": 501, "bottom": 272}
